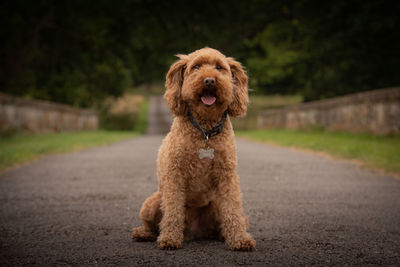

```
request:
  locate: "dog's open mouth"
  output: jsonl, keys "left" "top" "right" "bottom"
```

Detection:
{"left": 200, "top": 91, "right": 216, "bottom": 107}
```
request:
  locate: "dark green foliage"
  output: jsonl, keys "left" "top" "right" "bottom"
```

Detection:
{"left": 99, "top": 110, "right": 137, "bottom": 131}
{"left": 0, "top": 0, "right": 135, "bottom": 107}
{"left": 98, "top": 101, "right": 137, "bottom": 131}
{"left": 1, "top": 0, "right": 399, "bottom": 105}
{"left": 247, "top": 1, "right": 400, "bottom": 100}
{"left": 98, "top": 96, "right": 148, "bottom": 131}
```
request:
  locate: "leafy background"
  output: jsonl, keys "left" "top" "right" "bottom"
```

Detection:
{"left": 1, "top": 0, "right": 399, "bottom": 106}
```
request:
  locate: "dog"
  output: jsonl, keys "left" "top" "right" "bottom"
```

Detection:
{"left": 132, "top": 47, "right": 255, "bottom": 251}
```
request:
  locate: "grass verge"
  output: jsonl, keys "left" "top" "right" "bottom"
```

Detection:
{"left": 0, "top": 131, "right": 136, "bottom": 172}
{"left": 237, "top": 129, "right": 400, "bottom": 175}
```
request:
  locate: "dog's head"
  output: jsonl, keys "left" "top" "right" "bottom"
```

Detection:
{"left": 164, "top": 47, "right": 248, "bottom": 120}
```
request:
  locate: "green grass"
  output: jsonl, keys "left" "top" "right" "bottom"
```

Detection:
{"left": 237, "top": 129, "right": 400, "bottom": 175}
{"left": 0, "top": 131, "right": 136, "bottom": 172}
{"left": 0, "top": 92, "right": 151, "bottom": 172}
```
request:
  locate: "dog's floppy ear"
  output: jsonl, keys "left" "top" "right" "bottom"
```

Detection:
{"left": 227, "top": 57, "right": 249, "bottom": 118}
{"left": 164, "top": 54, "right": 188, "bottom": 116}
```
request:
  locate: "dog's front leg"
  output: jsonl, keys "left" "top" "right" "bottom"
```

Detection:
{"left": 217, "top": 175, "right": 255, "bottom": 251}
{"left": 157, "top": 183, "right": 186, "bottom": 250}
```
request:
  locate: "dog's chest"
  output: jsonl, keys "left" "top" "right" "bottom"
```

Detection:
{"left": 182, "top": 144, "right": 219, "bottom": 207}
{"left": 185, "top": 164, "right": 216, "bottom": 207}
{"left": 184, "top": 152, "right": 216, "bottom": 183}
{"left": 182, "top": 139, "right": 222, "bottom": 175}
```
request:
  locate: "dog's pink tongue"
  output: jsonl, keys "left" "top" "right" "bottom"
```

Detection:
{"left": 201, "top": 95, "right": 216, "bottom": 105}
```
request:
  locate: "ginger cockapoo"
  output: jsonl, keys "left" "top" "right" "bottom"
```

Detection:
{"left": 132, "top": 47, "right": 255, "bottom": 251}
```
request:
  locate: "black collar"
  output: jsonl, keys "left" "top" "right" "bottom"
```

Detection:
{"left": 187, "top": 109, "right": 228, "bottom": 143}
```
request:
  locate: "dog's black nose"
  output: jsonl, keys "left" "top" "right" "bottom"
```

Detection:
{"left": 204, "top": 77, "right": 215, "bottom": 87}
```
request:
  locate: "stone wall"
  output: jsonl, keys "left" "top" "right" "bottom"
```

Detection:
{"left": 257, "top": 88, "right": 400, "bottom": 135}
{"left": 0, "top": 93, "right": 98, "bottom": 133}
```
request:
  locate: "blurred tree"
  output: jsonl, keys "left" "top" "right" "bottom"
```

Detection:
{"left": 0, "top": 0, "right": 399, "bottom": 105}
{"left": 0, "top": 0, "right": 137, "bottom": 107}
{"left": 247, "top": 0, "right": 400, "bottom": 100}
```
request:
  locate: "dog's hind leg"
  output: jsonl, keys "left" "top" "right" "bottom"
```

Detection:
{"left": 132, "top": 191, "right": 162, "bottom": 241}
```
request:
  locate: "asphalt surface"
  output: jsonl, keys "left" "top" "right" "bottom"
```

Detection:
{"left": 1, "top": 96, "right": 400, "bottom": 266}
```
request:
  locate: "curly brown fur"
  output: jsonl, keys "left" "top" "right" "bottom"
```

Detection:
{"left": 132, "top": 47, "right": 255, "bottom": 251}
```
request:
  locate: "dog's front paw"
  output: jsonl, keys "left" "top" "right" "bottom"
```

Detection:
{"left": 132, "top": 226, "right": 156, "bottom": 241}
{"left": 227, "top": 233, "right": 256, "bottom": 251}
{"left": 157, "top": 233, "right": 183, "bottom": 250}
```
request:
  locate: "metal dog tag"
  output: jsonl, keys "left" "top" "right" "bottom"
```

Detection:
{"left": 199, "top": 148, "right": 214, "bottom": 159}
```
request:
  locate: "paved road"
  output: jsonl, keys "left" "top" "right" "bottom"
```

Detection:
{"left": 1, "top": 98, "right": 400, "bottom": 265}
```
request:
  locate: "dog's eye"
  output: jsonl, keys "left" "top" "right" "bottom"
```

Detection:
{"left": 216, "top": 65, "right": 223, "bottom": 70}
{"left": 193, "top": 65, "right": 200, "bottom": 70}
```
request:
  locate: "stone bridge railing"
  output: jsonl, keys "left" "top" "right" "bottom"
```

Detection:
{"left": 0, "top": 93, "right": 98, "bottom": 133}
{"left": 257, "top": 88, "right": 400, "bottom": 135}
